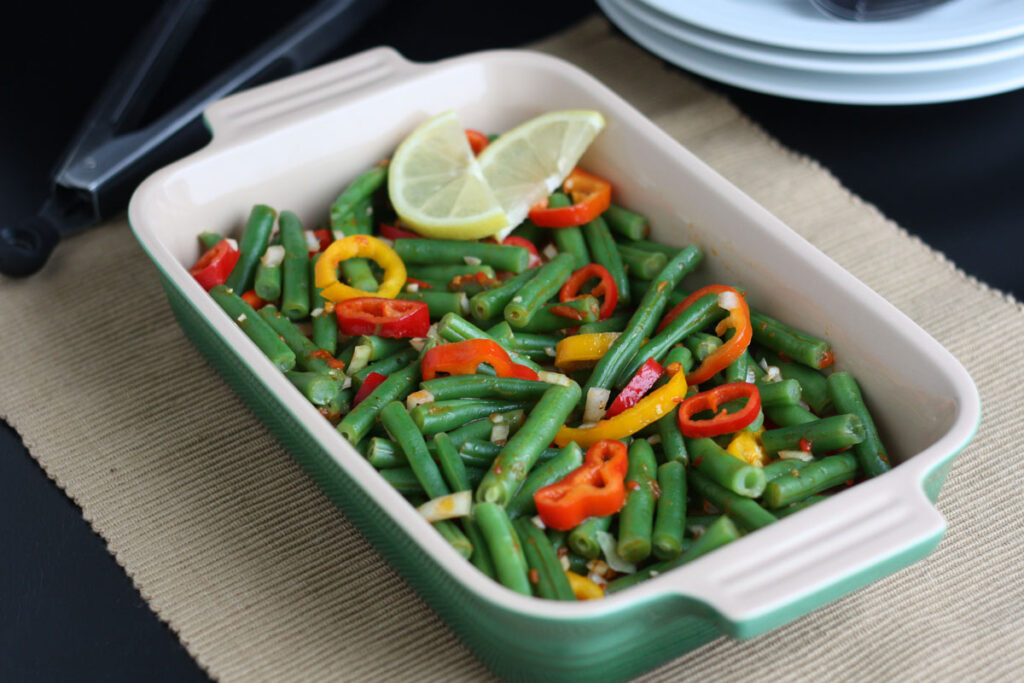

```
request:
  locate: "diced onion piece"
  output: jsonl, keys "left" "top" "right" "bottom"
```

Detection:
{"left": 745, "top": 367, "right": 758, "bottom": 384}
{"left": 236, "top": 313, "right": 247, "bottom": 323}
{"left": 798, "top": 400, "right": 811, "bottom": 411}
{"left": 409, "top": 337, "right": 427, "bottom": 352}
{"left": 646, "top": 434, "right": 662, "bottom": 446}
{"left": 538, "top": 371, "right": 573, "bottom": 387}
{"left": 531, "top": 515, "right": 546, "bottom": 530}
{"left": 490, "top": 421, "right": 510, "bottom": 445}
{"left": 341, "top": 376, "right": 352, "bottom": 390}
{"left": 511, "top": 295, "right": 523, "bottom": 303}
{"left": 426, "top": 323, "right": 441, "bottom": 341}
{"left": 347, "top": 345, "right": 372, "bottom": 375}
{"left": 458, "top": 293, "right": 470, "bottom": 315}
{"left": 225, "top": 238, "right": 239, "bottom": 250}
{"left": 417, "top": 490, "right": 472, "bottom": 522}
{"left": 463, "top": 256, "right": 482, "bottom": 266}
{"left": 583, "top": 387, "right": 610, "bottom": 424}
{"left": 542, "top": 244, "right": 559, "bottom": 260}
{"left": 406, "top": 389, "right": 434, "bottom": 411}
{"left": 544, "top": 347, "right": 556, "bottom": 358}
{"left": 378, "top": 237, "right": 394, "bottom": 247}
{"left": 586, "top": 558, "right": 612, "bottom": 578}
{"left": 490, "top": 413, "right": 505, "bottom": 424}
{"left": 310, "top": 307, "right": 324, "bottom": 318}
{"left": 559, "top": 555, "right": 571, "bottom": 571}
{"left": 304, "top": 230, "right": 320, "bottom": 252}
{"left": 406, "top": 282, "right": 420, "bottom": 293}
{"left": 332, "top": 229, "right": 345, "bottom": 241}
{"left": 718, "top": 290, "right": 741, "bottom": 311}
{"left": 588, "top": 572, "right": 608, "bottom": 589}
{"left": 778, "top": 450, "right": 815, "bottom": 462}
{"left": 595, "top": 530, "right": 637, "bottom": 574}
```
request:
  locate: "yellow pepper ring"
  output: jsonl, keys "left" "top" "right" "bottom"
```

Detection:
{"left": 315, "top": 235, "right": 406, "bottom": 302}
{"left": 553, "top": 366, "right": 687, "bottom": 448}
{"left": 554, "top": 332, "right": 621, "bottom": 371}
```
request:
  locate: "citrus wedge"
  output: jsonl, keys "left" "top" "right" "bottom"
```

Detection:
{"left": 477, "top": 110, "right": 606, "bottom": 239}
{"left": 387, "top": 110, "right": 508, "bottom": 240}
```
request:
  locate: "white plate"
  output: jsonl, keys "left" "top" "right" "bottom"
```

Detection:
{"left": 601, "top": 0, "right": 1024, "bottom": 103}
{"left": 638, "top": 0, "right": 1024, "bottom": 53}
{"left": 618, "top": 0, "right": 1024, "bottom": 74}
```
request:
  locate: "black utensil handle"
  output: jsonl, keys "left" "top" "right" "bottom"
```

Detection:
{"left": 0, "top": 215, "right": 61, "bottom": 278}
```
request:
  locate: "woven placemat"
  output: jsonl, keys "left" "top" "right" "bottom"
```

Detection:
{"left": 2, "top": 16, "right": 1021, "bottom": 681}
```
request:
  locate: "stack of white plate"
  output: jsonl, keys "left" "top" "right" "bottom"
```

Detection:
{"left": 597, "top": 0, "right": 1024, "bottom": 104}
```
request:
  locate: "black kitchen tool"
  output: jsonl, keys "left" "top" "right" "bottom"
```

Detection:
{"left": 0, "top": 0, "right": 382, "bottom": 278}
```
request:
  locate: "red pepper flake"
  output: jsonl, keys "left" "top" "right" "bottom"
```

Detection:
{"left": 493, "top": 465, "right": 502, "bottom": 475}
{"left": 310, "top": 350, "right": 345, "bottom": 371}
{"left": 649, "top": 480, "right": 662, "bottom": 500}
{"left": 845, "top": 479, "right": 855, "bottom": 487}
{"left": 693, "top": 456, "right": 704, "bottom": 467}
{"left": 790, "top": 469, "right": 800, "bottom": 477}
{"left": 627, "top": 481, "right": 641, "bottom": 491}
{"left": 528, "top": 568, "right": 540, "bottom": 584}
{"left": 819, "top": 350, "right": 835, "bottom": 368}
{"left": 799, "top": 438, "right": 812, "bottom": 453}
{"left": 777, "top": 351, "right": 792, "bottom": 363}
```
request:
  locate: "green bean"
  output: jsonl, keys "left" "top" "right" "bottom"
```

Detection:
{"left": 331, "top": 198, "right": 379, "bottom": 294}
{"left": 210, "top": 285, "right": 295, "bottom": 371}
{"left": 606, "top": 516, "right": 740, "bottom": 594}
{"left": 457, "top": 409, "right": 525, "bottom": 445}
{"left": 580, "top": 244, "right": 702, "bottom": 403}
{"left": 546, "top": 193, "right": 590, "bottom": 268}
{"left": 683, "top": 515, "right": 719, "bottom": 537}
{"left": 618, "top": 440, "right": 658, "bottom": 563}
{"left": 476, "top": 381, "right": 582, "bottom": 506}
{"left": 652, "top": 461, "right": 687, "bottom": 560}
{"left": 353, "top": 348, "right": 418, "bottom": 385}
{"left": 758, "top": 378, "right": 803, "bottom": 408}
{"left": 330, "top": 164, "right": 387, "bottom": 229}
{"left": 406, "top": 263, "right": 496, "bottom": 283}
{"left": 198, "top": 231, "right": 223, "bottom": 251}
{"left": 757, "top": 349, "right": 832, "bottom": 415}
{"left": 277, "top": 211, "right": 310, "bottom": 320}
{"left": 514, "top": 296, "right": 600, "bottom": 333}
{"left": 724, "top": 350, "right": 754, "bottom": 384}
{"left": 224, "top": 204, "right": 276, "bottom": 293}
{"left": 434, "top": 520, "right": 473, "bottom": 559}
{"left": 487, "top": 323, "right": 559, "bottom": 361}
{"left": 381, "top": 401, "right": 449, "bottom": 499}
{"left": 762, "top": 458, "right": 814, "bottom": 482}
{"left": 503, "top": 252, "right": 576, "bottom": 328}
{"left": 394, "top": 239, "right": 530, "bottom": 274}
{"left": 624, "top": 238, "right": 681, "bottom": 259}
{"left": 435, "top": 313, "right": 543, "bottom": 373}
{"left": 420, "top": 375, "right": 551, "bottom": 402}
{"left": 761, "top": 414, "right": 865, "bottom": 455}
{"left": 655, "top": 405, "right": 688, "bottom": 464}
{"left": 432, "top": 432, "right": 470, "bottom": 493}
{"left": 549, "top": 530, "right": 589, "bottom": 575}
{"left": 684, "top": 331, "right": 722, "bottom": 362}
{"left": 353, "top": 335, "right": 408, "bottom": 361}
{"left": 764, "top": 403, "right": 818, "bottom": 427}
{"left": 337, "top": 357, "right": 420, "bottom": 443}
{"left": 381, "top": 467, "right": 485, "bottom": 497}
{"left": 320, "top": 386, "right": 353, "bottom": 422}
{"left": 506, "top": 442, "right": 584, "bottom": 520}
{"left": 617, "top": 243, "right": 667, "bottom": 280}
{"left": 603, "top": 203, "right": 648, "bottom": 241}
{"left": 514, "top": 519, "right": 576, "bottom": 600}
{"left": 469, "top": 270, "right": 539, "bottom": 321}
{"left": 688, "top": 437, "right": 766, "bottom": 498}
{"left": 688, "top": 470, "right": 777, "bottom": 532}
{"left": 582, "top": 215, "right": 630, "bottom": 305}
{"left": 750, "top": 311, "right": 833, "bottom": 370}
{"left": 458, "top": 440, "right": 560, "bottom": 465}
{"left": 411, "top": 399, "right": 533, "bottom": 436}
{"left": 774, "top": 495, "right": 828, "bottom": 518}
{"left": 663, "top": 345, "right": 694, "bottom": 374}
{"left": 763, "top": 455, "right": 859, "bottom": 509}
{"left": 473, "top": 502, "right": 531, "bottom": 595}
{"left": 826, "top": 372, "right": 891, "bottom": 478}
{"left": 253, "top": 253, "right": 282, "bottom": 301}
{"left": 395, "top": 290, "right": 468, "bottom": 318}
{"left": 285, "top": 371, "right": 339, "bottom": 406}
{"left": 463, "top": 518, "right": 497, "bottom": 578}
{"left": 578, "top": 313, "right": 631, "bottom": 334}
{"left": 256, "top": 305, "right": 340, "bottom": 378}
{"left": 568, "top": 516, "right": 612, "bottom": 559}
{"left": 309, "top": 254, "right": 337, "bottom": 355}
{"left": 614, "top": 293, "right": 721, "bottom": 386}
{"left": 369, "top": 412, "right": 520, "bottom": 469}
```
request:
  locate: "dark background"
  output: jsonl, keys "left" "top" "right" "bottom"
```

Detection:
{"left": 2, "top": 1, "right": 1021, "bottom": 679}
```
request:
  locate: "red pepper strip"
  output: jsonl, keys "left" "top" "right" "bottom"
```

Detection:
{"left": 606, "top": 358, "right": 665, "bottom": 418}
{"left": 313, "top": 229, "right": 334, "bottom": 253}
{"left": 309, "top": 349, "right": 347, "bottom": 372}
{"left": 189, "top": 239, "right": 240, "bottom": 291}
{"left": 405, "top": 277, "right": 434, "bottom": 290}
{"left": 678, "top": 382, "right": 761, "bottom": 438}
{"left": 353, "top": 371, "right": 387, "bottom": 407}
{"left": 534, "top": 440, "right": 629, "bottom": 530}
{"left": 662, "top": 285, "right": 752, "bottom": 386}
{"left": 799, "top": 437, "right": 813, "bottom": 453}
{"left": 465, "top": 129, "right": 490, "bottom": 155}
{"left": 450, "top": 271, "right": 501, "bottom": 291}
{"left": 240, "top": 290, "right": 266, "bottom": 309}
{"left": 379, "top": 223, "right": 423, "bottom": 241}
{"left": 559, "top": 263, "right": 618, "bottom": 320}
{"left": 528, "top": 168, "right": 612, "bottom": 228}
{"left": 421, "top": 339, "right": 538, "bottom": 381}
{"left": 333, "top": 297, "right": 430, "bottom": 338}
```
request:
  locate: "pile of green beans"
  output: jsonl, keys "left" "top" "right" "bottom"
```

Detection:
{"left": 194, "top": 150, "right": 893, "bottom": 603}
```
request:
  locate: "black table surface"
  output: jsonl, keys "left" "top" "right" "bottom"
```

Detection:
{"left": 3, "top": 1, "right": 1022, "bottom": 679}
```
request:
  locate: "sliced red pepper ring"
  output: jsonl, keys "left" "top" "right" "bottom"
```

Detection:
{"left": 405, "top": 277, "right": 434, "bottom": 290}
{"left": 534, "top": 440, "right": 629, "bottom": 530}
{"left": 678, "top": 382, "right": 762, "bottom": 438}
{"left": 465, "top": 129, "right": 490, "bottom": 155}
{"left": 421, "top": 339, "right": 538, "bottom": 381}
{"left": 189, "top": 239, "right": 240, "bottom": 291}
{"left": 313, "top": 229, "right": 334, "bottom": 253}
{"left": 309, "top": 349, "right": 346, "bottom": 372}
{"left": 353, "top": 371, "right": 388, "bottom": 407}
{"left": 528, "top": 168, "right": 612, "bottom": 228}
{"left": 379, "top": 223, "right": 423, "bottom": 241}
{"left": 559, "top": 263, "right": 618, "bottom": 320}
{"left": 661, "top": 284, "right": 752, "bottom": 386}
{"left": 240, "top": 290, "right": 266, "bottom": 309}
{"left": 606, "top": 358, "right": 665, "bottom": 418}
{"left": 333, "top": 297, "right": 430, "bottom": 338}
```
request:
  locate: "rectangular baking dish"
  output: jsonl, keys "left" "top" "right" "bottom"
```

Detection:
{"left": 128, "top": 47, "right": 980, "bottom": 682}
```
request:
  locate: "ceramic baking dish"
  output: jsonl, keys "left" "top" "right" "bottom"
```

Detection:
{"left": 128, "top": 47, "right": 980, "bottom": 681}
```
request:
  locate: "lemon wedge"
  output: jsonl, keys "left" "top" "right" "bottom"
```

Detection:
{"left": 387, "top": 110, "right": 509, "bottom": 240}
{"left": 477, "top": 110, "right": 606, "bottom": 239}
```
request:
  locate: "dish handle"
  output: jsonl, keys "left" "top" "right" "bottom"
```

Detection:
{"left": 664, "top": 480, "right": 947, "bottom": 639}
{"left": 201, "top": 47, "right": 417, "bottom": 145}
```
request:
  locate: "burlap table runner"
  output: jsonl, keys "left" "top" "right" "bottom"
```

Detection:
{"left": 2, "top": 15, "right": 1020, "bottom": 680}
